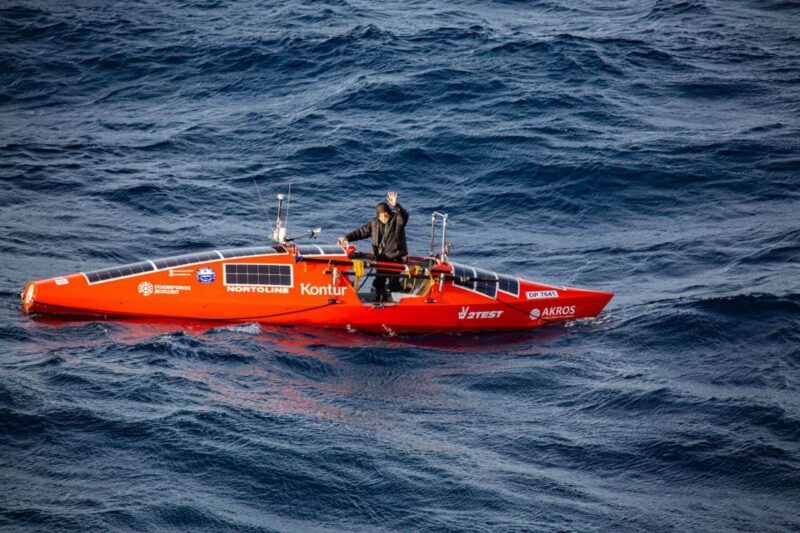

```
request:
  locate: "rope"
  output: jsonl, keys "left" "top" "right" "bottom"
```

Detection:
{"left": 207, "top": 301, "right": 339, "bottom": 321}
{"left": 352, "top": 259, "right": 365, "bottom": 289}
{"left": 423, "top": 270, "right": 435, "bottom": 298}
{"left": 402, "top": 265, "right": 411, "bottom": 291}
{"left": 492, "top": 298, "right": 558, "bottom": 324}
{"left": 409, "top": 265, "right": 422, "bottom": 293}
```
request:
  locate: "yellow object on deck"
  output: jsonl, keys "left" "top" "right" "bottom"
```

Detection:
{"left": 352, "top": 259, "right": 365, "bottom": 289}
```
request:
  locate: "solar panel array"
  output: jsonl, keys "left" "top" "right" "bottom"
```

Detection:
{"left": 85, "top": 252, "right": 220, "bottom": 284}
{"left": 85, "top": 261, "right": 154, "bottom": 284}
{"left": 82, "top": 243, "right": 364, "bottom": 285}
{"left": 295, "top": 244, "right": 346, "bottom": 256}
{"left": 218, "top": 246, "right": 286, "bottom": 259}
{"left": 318, "top": 245, "right": 347, "bottom": 255}
{"left": 452, "top": 264, "right": 474, "bottom": 289}
{"left": 83, "top": 246, "right": 298, "bottom": 284}
{"left": 451, "top": 262, "right": 519, "bottom": 299}
{"left": 497, "top": 274, "right": 519, "bottom": 296}
{"left": 474, "top": 267, "right": 498, "bottom": 299}
{"left": 152, "top": 251, "right": 221, "bottom": 270}
{"left": 225, "top": 263, "right": 292, "bottom": 286}
{"left": 451, "top": 263, "right": 497, "bottom": 299}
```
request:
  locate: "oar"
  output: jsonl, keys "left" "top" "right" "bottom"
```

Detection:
{"left": 335, "top": 270, "right": 501, "bottom": 283}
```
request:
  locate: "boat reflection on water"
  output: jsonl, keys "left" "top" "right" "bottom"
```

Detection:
{"left": 24, "top": 315, "right": 591, "bottom": 427}
{"left": 28, "top": 313, "right": 575, "bottom": 354}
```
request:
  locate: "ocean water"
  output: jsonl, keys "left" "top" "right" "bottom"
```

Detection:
{"left": 2, "top": 0, "right": 799, "bottom": 530}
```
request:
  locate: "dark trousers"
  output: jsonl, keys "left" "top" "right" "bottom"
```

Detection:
{"left": 373, "top": 256, "right": 404, "bottom": 296}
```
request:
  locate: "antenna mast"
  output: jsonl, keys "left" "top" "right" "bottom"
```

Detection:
{"left": 272, "top": 193, "right": 286, "bottom": 243}
{"left": 254, "top": 180, "right": 273, "bottom": 230}
{"left": 284, "top": 182, "right": 292, "bottom": 232}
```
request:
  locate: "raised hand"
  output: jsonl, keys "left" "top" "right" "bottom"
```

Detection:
{"left": 387, "top": 191, "right": 398, "bottom": 206}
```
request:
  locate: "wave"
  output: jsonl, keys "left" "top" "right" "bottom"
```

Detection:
{"left": 642, "top": 0, "right": 712, "bottom": 20}
{"left": 2, "top": 0, "right": 800, "bottom": 530}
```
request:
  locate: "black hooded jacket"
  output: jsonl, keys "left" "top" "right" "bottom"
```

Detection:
{"left": 345, "top": 203, "right": 409, "bottom": 259}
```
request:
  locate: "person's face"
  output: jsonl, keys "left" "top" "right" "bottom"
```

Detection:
{"left": 378, "top": 212, "right": 390, "bottom": 224}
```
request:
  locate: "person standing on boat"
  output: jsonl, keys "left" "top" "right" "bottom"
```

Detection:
{"left": 339, "top": 191, "right": 409, "bottom": 302}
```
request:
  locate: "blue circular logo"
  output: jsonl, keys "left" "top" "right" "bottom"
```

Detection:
{"left": 196, "top": 267, "right": 216, "bottom": 284}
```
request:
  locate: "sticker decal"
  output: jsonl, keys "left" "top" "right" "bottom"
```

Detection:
{"left": 55, "top": 277, "right": 69, "bottom": 286}
{"left": 196, "top": 267, "right": 216, "bottom": 284}
{"left": 170, "top": 269, "right": 193, "bottom": 277}
{"left": 138, "top": 281, "right": 191, "bottom": 296}
{"left": 458, "top": 306, "right": 504, "bottom": 320}
{"left": 530, "top": 306, "right": 576, "bottom": 320}
{"left": 138, "top": 281, "right": 154, "bottom": 297}
{"left": 300, "top": 283, "right": 345, "bottom": 296}
{"left": 153, "top": 284, "right": 191, "bottom": 295}
{"left": 226, "top": 286, "right": 289, "bottom": 294}
{"left": 526, "top": 290, "right": 558, "bottom": 300}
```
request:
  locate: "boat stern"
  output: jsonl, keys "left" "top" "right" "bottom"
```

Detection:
{"left": 21, "top": 273, "right": 89, "bottom": 316}
{"left": 21, "top": 280, "right": 36, "bottom": 314}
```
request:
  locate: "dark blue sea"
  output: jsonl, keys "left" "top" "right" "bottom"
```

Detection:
{"left": 2, "top": 0, "right": 800, "bottom": 530}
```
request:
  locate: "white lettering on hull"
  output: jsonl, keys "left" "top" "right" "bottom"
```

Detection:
{"left": 526, "top": 290, "right": 558, "bottom": 299}
{"left": 226, "top": 286, "right": 289, "bottom": 294}
{"left": 530, "top": 305, "right": 576, "bottom": 320}
{"left": 154, "top": 284, "right": 191, "bottom": 295}
{"left": 138, "top": 281, "right": 191, "bottom": 297}
{"left": 458, "top": 306, "right": 504, "bottom": 320}
{"left": 300, "top": 283, "right": 345, "bottom": 297}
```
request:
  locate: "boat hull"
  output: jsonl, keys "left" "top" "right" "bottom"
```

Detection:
{"left": 21, "top": 248, "right": 613, "bottom": 334}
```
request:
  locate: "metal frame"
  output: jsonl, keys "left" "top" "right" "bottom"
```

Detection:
{"left": 429, "top": 211, "right": 449, "bottom": 261}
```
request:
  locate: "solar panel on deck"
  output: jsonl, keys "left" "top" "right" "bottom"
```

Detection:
{"left": 452, "top": 263, "right": 475, "bottom": 290}
{"left": 450, "top": 262, "right": 513, "bottom": 299}
{"left": 152, "top": 251, "right": 220, "bottom": 270}
{"left": 497, "top": 274, "right": 519, "bottom": 296}
{"left": 474, "top": 268, "right": 498, "bottom": 299}
{"left": 296, "top": 245, "right": 324, "bottom": 256}
{"left": 317, "top": 245, "right": 346, "bottom": 255}
{"left": 224, "top": 263, "right": 292, "bottom": 286}
{"left": 85, "top": 261, "right": 154, "bottom": 284}
{"left": 219, "top": 246, "right": 281, "bottom": 259}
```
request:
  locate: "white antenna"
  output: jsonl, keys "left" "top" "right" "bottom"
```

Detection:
{"left": 284, "top": 182, "right": 292, "bottom": 233}
{"left": 272, "top": 193, "right": 287, "bottom": 242}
